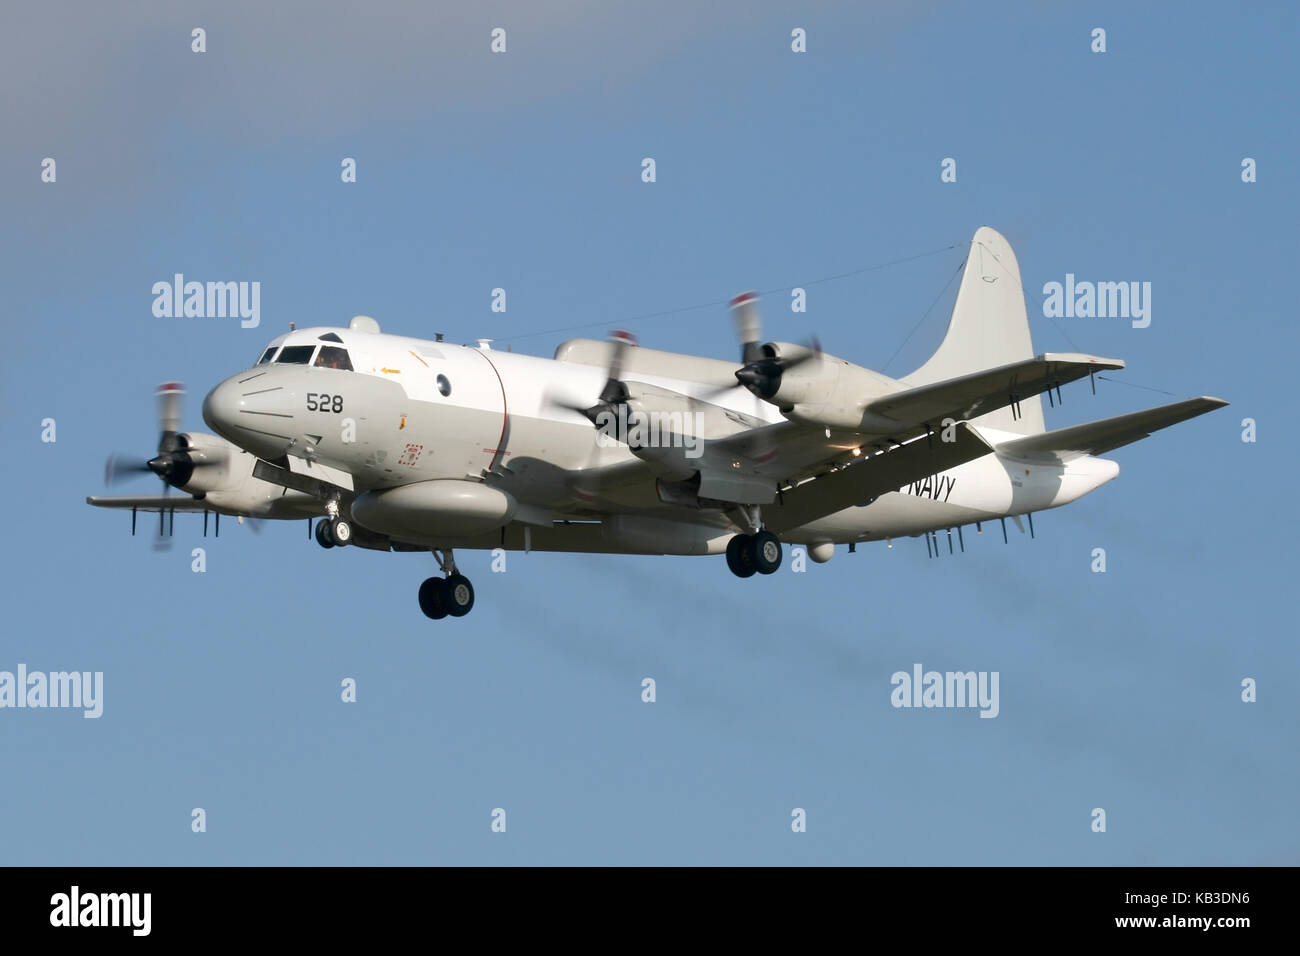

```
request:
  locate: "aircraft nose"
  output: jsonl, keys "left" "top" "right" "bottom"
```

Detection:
{"left": 202, "top": 369, "right": 299, "bottom": 458}
{"left": 202, "top": 379, "right": 229, "bottom": 432}
{"left": 202, "top": 376, "right": 237, "bottom": 439}
{"left": 201, "top": 375, "right": 252, "bottom": 443}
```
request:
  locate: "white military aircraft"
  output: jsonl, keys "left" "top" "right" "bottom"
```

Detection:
{"left": 90, "top": 227, "right": 1226, "bottom": 620}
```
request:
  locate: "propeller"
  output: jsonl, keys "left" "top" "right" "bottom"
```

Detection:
{"left": 102, "top": 383, "right": 229, "bottom": 491}
{"left": 732, "top": 291, "right": 766, "bottom": 366}
{"left": 150, "top": 479, "right": 174, "bottom": 552}
{"left": 545, "top": 330, "right": 638, "bottom": 425}
{"left": 149, "top": 382, "right": 196, "bottom": 483}
{"left": 104, "top": 454, "right": 153, "bottom": 485}
{"left": 730, "top": 292, "right": 822, "bottom": 401}
{"left": 697, "top": 293, "right": 822, "bottom": 403}
{"left": 103, "top": 382, "right": 245, "bottom": 548}
{"left": 538, "top": 330, "right": 645, "bottom": 503}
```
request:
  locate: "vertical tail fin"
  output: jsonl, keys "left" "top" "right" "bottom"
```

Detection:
{"left": 904, "top": 226, "right": 1044, "bottom": 435}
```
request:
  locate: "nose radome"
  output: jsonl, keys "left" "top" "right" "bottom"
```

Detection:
{"left": 201, "top": 376, "right": 243, "bottom": 443}
{"left": 202, "top": 371, "right": 300, "bottom": 461}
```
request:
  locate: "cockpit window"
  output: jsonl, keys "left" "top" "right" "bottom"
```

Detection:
{"left": 314, "top": 346, "right": 353, "bottom": 371}
{"left": 256, "top": 347, "right": 278, "bottom": 365}
{"left": 276, "top": 345, "right": 316, "bottom": 365}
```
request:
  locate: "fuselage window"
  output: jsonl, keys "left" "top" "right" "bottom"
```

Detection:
{"left": 256, "top": 347, "right": 278, "bottom": 365}
{"left": 315, "top": 346, "right": 353, "bottom": 371}
{"left": 276, "top": 345, "right": 316, "bottom": 365}
{"left": 437, "top": 373, "right": 451, "bottom": 397}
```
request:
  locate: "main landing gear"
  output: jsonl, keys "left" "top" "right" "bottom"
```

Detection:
{"left": 418, "top": 549, "right": 475, "bottom": 620}
{"left": 315, "top": 517, "right": 353, "bottom": 548}
{"left": 726, "top": 530, "right": 782, "bottom": 578}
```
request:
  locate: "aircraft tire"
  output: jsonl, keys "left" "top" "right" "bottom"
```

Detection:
{"left": 444, "top": 574, "right": 475, "bottom": 617}
{"left": 752, "top": 530, "right": 782, "bottom": 574}
{"left": 726, "top": 534, "right": 757, "bottom": 578}
{"left": 419, "top": 577, "right": 449, "bottom": 619}
{"left": 330, "top": 517, "right": 353, "bottom": 546}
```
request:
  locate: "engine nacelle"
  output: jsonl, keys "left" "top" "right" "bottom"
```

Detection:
{"left": 603, "top": 382, "right": 720, "bottom": 482}
{"left": 352, "top": 480, "right": 517, "bottom": 538}
{"left": 172, "top": 431, "right": 237, "bottom": 493}
{"left": 754, "top": 342, "right": 838, "bottom": 408}
{"left": 760, "top": 344, "right": 900, "bottom": 431}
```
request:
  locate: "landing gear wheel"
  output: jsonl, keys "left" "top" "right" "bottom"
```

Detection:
{"left": 444, "top": 574, "right": 475, "bottom": 617}
{"left": 726, "top": 534, "right": 757, "bottom": 578}
{"left": 329, "top": 517, "right": 352, "bottom": 546}
{"left": 315, "top": 519, "right": 335, "bottom": 549}
{"left": 752, "top": 530, "right": 782, "bottom": 574}
{"left": 418, "top": 577, "right": 449, "bottom": 619}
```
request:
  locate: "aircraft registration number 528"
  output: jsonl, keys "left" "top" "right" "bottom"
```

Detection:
{"left": 307, "top": 393, "right": 344, "bottom": 413}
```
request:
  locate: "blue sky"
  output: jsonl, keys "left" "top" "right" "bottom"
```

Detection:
{"left": 1, "top": 0, "right": 1295, "bottom": 864}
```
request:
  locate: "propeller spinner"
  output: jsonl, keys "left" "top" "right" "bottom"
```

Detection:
{"left": 726, "top": 293, "right": 821, "bottom": 402}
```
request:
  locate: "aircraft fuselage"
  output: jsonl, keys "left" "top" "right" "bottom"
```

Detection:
{"left": 201, "top": 326, "right": 1118, "bottom": 554}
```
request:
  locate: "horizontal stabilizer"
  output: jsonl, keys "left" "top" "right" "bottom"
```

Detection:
{"left": 765, "top": 423, "right": 993, "bottom": 533}
{"left": 995, "top": 396, "right": 1229, "bottom": 462}
{"left": 864, "top": 353, "right": 1124, "bottom": 435}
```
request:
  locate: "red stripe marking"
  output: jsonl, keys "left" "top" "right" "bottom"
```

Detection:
{"left": 470, "top": 349, "right": 510, "bottom": 474}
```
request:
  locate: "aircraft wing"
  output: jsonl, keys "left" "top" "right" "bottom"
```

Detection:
{"left": 86, "top": 495, "right": 212, "bottom": 513}
{"left": 993, "top": 396, "right": 1229, "bottom": 462}
{"left": 703, "top": 353, "right": 1124, "bottom": 488}
{"left": 762, "top": 423, "right": 994, "bottom": 533}
{"left": 867, "top": 353, "right": 1125, "bottom": 435}
{"left": 572, "top": 351, "right": 1129, "bottom": 509}
{"left": 706, "top": 417, "right": 855, "bottom": 470}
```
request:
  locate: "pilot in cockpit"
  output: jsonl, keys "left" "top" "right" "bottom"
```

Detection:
{"left": 314, "top": 346, "right": 352, "bottom": 371}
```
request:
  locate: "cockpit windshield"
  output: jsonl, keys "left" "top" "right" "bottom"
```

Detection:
{"left": 314, "top": 346, "right": 353, "bottom": 371}
{"left": 256, "top": 347, "right": 278, "bottom": 365}
{"left": 275, "top": 345, "right": 316, "bottom": 365}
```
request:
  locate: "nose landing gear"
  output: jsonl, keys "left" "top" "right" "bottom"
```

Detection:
{"left": 314, "top": 497, "right": 353, "bottom": 548}
{"left": 315, "top": 517, "right": 353, "bottom": 548}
